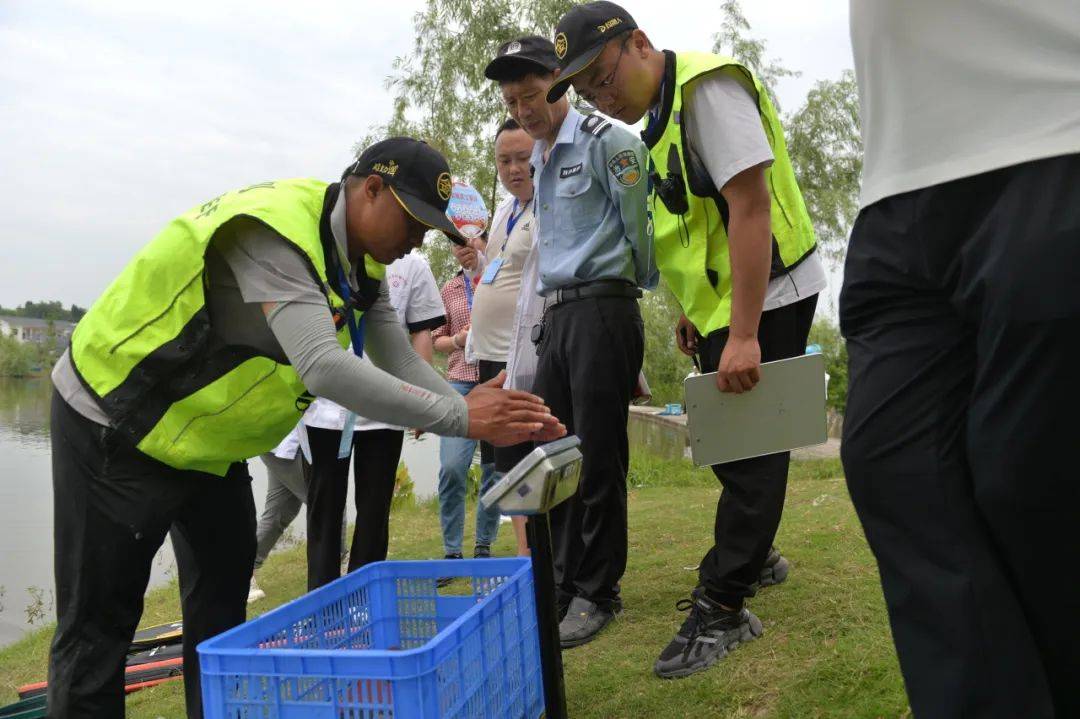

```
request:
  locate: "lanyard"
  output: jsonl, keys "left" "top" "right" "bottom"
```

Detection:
{"left": 336, "top": 265, "right": 365, "bottom": 357}
{"left": 335, "top": 263, "right": 365, "bottom": 459}
{"left": 463, "top": 271, "right": 475, "bottom": 312}
{"left": 505, "top": 198, "right": 531, "bottom": 243}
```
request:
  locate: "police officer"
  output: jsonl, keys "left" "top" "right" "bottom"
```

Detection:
{"left": 47, "top": 137, "right": 565, "bottom": 718}
{"left": 485, "top": 35, "right": 656, "bottom": 648}
{"left": 549, "top": 1, "right": 826, "bottom": 678}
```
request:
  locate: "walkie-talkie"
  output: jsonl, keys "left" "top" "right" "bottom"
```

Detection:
{"left": 649, "top": 144, "right": 690, "bottom": 216}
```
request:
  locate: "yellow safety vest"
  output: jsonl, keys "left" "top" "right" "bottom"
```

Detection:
{"left": 643, "top": 51, "right": 816, "bottom": 335}
{"left": 70, "top": 179, "right": 385, "bottom": 475}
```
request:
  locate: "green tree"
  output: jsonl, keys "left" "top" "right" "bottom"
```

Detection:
{"left": 0, "top": 300, "right": 87, "bottom": 323}
{"left": 640, "top": 282, "right": 693, "bottom": 405}
{"left": 354, "top": 0, "right": 575, "bottom": 284}
{"left": 785, "top": 72, "right": 862, "bottom": 263}
{"left": 17, "top": 300, "right": 66, "bottom": 320}
{"left": 712, "top": 0, "right": 800, "bottom": 113}
{"left": 714, "top": 1, "right": 861, "bottom": 262}
{"left": 0, "top": 334, "right": 35, "bottom": 377}
{"left": 807, "top": 316, "right": 847, "bottom": 413}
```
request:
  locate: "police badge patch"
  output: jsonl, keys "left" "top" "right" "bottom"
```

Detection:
{"left": 607, "top": 150, "right": 641, "bottom": 187}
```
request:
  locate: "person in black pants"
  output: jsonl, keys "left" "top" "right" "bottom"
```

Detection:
{"left": 533, "top": 292, "right": 645, "bottom": 635}
{"left": 841, "top": 154, "right": 1080, "bottom": 717}
{"left": 304, "top": 425, "right": 406, "bottom": 589}
{"left": 477, "top": 360, "right": 537, "bottom": 498}
{"left": 692, "top": 295, "right": 817, "bottom": 604}
{"left": 49, "top": 392, "right": 255, "bottom": 717}
{"left": 843, "top": 3, "right": 1080, "bottom": 714}
{"left": 304, "top": 251, "right": 444, "bottom": 590}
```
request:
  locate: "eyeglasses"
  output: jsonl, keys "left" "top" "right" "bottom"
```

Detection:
{"left": 577, "top": 36, "right": 630, "bottom": 104}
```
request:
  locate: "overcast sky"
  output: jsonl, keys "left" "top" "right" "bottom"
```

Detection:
{"left": 0, "top": 0, "right": 852, "bottom": 309}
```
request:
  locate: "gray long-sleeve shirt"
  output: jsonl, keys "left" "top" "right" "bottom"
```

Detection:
{"left": 53, "top": 189, "right": 469, "bottom": 439}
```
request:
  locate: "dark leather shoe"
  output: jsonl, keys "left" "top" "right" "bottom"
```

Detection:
{"left": 759, "top": 546, "right": 790, "bottom": 587}
{"left": 558, "top": 597, "right": 617, "bottom": 648}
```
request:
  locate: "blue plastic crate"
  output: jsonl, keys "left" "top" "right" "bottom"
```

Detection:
{"left": 198, "top": 557, "right": 543, "bottom": 719}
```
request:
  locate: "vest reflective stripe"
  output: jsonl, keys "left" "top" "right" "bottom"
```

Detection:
{"left": 71, "top": 179, "right": 386, "bottom": 475}
{"left": 645, "top": 51, "right": 817, "bottom": 336}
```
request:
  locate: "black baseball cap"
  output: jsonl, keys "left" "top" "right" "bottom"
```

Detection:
{"left": 484, "top": 35, "right": 560, "bottom": 82}
{"left": 344, "top": 137, "right": 466, "bottom": 245}
{"left": 546, "top": 1, "right": 637, "bottom": 103}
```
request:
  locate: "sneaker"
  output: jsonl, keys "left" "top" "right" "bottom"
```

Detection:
{"left": 247, "top": 577, "right": 266, "bottom": 604}
{"left": 436, "top": 553, "right": 463, "bottom": 588}
{"left": 653, "top": 588, "right": 763, "bottom": 679}
{"left": 759, "top": 547, "right": 790, "bottom": 587}
{"left": 558, "top": 597, "right": 618, "bottom": 648}
{"left": 473, "top": 546, "right": 491, "bottom": 559}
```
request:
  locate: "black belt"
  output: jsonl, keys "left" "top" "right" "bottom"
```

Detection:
{"left": 548, "top": 280, "right": 642, "bottom": 306}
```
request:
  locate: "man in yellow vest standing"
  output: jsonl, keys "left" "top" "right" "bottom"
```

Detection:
{"left": 548, "top": 2, "right": 826, "bottom": 678}
{"left": 48, "top": 137, "right": 565, "bottom": 717}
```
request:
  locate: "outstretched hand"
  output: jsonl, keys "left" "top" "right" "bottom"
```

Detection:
{"left": 464, "top": 371, "right": 566, "bottom": 446}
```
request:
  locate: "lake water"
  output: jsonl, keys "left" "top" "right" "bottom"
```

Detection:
{"left": 0, "top": 377, "right": 441, "bottom": 647}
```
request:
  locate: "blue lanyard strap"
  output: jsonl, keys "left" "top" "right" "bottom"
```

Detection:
{"left": 505, "top": 198, "right": 530, "bottom": 241}
{"left": 463, "top": 272, "right": 474, "bottom": 312}
{"left": 337, "top": 265, "right": 365, "bottom": 357}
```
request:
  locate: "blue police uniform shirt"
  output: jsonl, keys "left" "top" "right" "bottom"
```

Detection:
{"left": 530, "top": 105, "right": 658, "bottom": 295}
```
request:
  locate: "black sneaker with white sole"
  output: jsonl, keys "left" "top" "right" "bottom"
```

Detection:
{"left": 653, "top": 587, "right": 763, "bottom": 679}
{"left": 759, "top": 546, "right": 790, "bottom": 587}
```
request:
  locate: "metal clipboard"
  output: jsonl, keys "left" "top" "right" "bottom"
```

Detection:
{"left": 684, "top": 353, "right": 828, "bottom": 466}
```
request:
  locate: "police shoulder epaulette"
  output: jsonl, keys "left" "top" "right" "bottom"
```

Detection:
{"left": 580, "top": 114, "right": 613, "bottom": 137}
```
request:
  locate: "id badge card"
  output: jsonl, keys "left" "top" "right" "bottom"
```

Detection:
{"left": 480, "top": 257, "right": 504, "bottom": 284}
{"left": 337, "top": 412, "right": 357, "bottom": 458}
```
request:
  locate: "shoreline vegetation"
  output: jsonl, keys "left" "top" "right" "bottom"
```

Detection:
{"left": 0, "top": 451, "right": 909, "bottom": 718}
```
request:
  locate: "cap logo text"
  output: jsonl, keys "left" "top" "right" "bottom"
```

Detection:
{"left": 436, "top": 172, "right": 453, "bottom": 201}
{"left": 373, "top": 160, "right": 399, "bottom": 176}
{"left": 597, "top": 18, "right": 622, "bottom": 33}
{"left": 554, "top": 32, "right": 568, "bottom": 59}
{"left": 505, "top": 41, "right": 522, "bottom": 55}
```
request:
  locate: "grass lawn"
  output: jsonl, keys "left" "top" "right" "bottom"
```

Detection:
{"left": 0, "top": 453, "right": 910, "bottom": 718}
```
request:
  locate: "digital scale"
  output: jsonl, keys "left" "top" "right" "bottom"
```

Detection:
{"left": 481, "top": 436, "right": 583, "bottom": 515}
{"left": 481, "top": 435, "right": 583, "bottom": 719}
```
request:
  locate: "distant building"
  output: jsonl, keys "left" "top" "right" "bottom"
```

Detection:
{"left": 0, "top": 315, "right": 76, "bottom": 346}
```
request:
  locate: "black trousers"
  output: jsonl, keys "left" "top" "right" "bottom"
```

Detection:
{"left": 48, "top": 392, "right": 255, "bottom": 719}
{"left": 304, "top": 426, "right": 404, "bottom": 590}
{"left": 477, "top": 359, "right": 534, "bottom": 473}
{"left": 532, "top": 295, "right": 644, "bottom": 610}
{"left": 840, "top": 153, "right": 1080, "bottom": 718}
{"left": 696, "top": 293, "right": 818, "bottom": 607}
